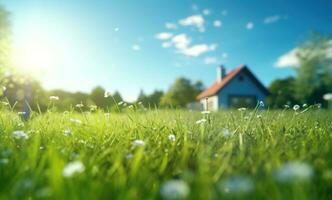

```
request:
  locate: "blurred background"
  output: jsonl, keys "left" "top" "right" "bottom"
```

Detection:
{"left": 0, "top": 0, "right": 331, "bottom": 111}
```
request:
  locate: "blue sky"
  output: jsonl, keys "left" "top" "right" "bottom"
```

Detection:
{"left": 2, "top": 0, "right": 332, "bottom": 101}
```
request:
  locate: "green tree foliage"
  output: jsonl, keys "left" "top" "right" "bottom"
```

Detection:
{"left": 161, "top": 78, "right": 204, "bottom": 107}
{"left": 294, "top": 33, "right": 332, "bottom": 107}
{"left": 267, "top": 77, "right": 298, "bottom": 108}
{"left": 90, "top": 86, "right": 109, "bottom": 109}
{"left": 137, "top": 89, "right": 163, "bottom": 107}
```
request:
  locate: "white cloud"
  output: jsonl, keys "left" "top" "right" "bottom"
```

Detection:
{"left": 132, "top": 44, "right": 141, "bottom": 51}
{"left": 179, "top": 15, "right": 205, "bottom": 31}
{"left": 202, "top": 9, "right": 211, "bottom": 16}
{"left": 155, "top": 32, "right": 173, "bottom": 40}
{"left": 213, "top": 20, "right": 222, "bottom": 28}
{"left": 162, "top": 42, "right": 172, "bottom": 48}
{"left": 204, "top": 57, "right": 218, "bottom": 64}
{"left": 264, "top": 15, "right": 281, "bottom": 24}
{"left": 172, "top": 34, "right": 191, "bottom": 49}
{"left": 221, "top": 10, "right": 228, "bottom": 16}
{"left": 275, "top": 48, "right": 300, "bottom": 67}
{"left": 165, "top": 22, "right": 177, "bottom": 29}
{"left": 276, "top": 43, "right": 332, "bottom": 68}
{"left": 181, "top": 44, "right": 216, "bottom": 57}
{"left": 246, "top": 22, "right": 254, "bottom": 30}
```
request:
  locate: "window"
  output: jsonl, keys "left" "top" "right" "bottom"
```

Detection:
{"left": 229, "top": 95, "right": 256, "bottom": 108}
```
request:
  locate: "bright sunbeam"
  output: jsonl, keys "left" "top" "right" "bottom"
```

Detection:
{"left": 12, "top": 38, "right": 54, "bottom": 74}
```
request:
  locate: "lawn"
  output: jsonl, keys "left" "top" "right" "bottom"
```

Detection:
{"left": 0, "top": 105, "right": 332, "bottom": 199}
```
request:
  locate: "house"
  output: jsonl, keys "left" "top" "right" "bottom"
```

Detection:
{"left": 196, "top": 64, "right": 269, "bottom": 111}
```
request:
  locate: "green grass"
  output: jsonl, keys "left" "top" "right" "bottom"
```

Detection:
{"left": 0, "top": 106, "right": 332, "bottom": 199}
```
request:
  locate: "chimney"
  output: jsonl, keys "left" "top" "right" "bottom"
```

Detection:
{"left": 217, "top": 65, "right": 226, "bottom": 82}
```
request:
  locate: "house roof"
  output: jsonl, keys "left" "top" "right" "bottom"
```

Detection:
{"left": 196, "top": 64, "right": 269, "bottom": 100}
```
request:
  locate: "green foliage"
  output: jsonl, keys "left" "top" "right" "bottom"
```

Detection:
{"left": 161, "top": 78, "right": 204, "bottom": 107}
{"left": 268, "top": 33, "right": 332, "bottom": 108}
{"left": 137, "top": 89, "right": 164, "bottom": 107}
{"left": 0, "top": 106, "right": 331, "bottom": 199}
{"left": 294, "top": 32, "right": 332, "bottom": 106}
{"left": 267, "top": 77, "right": 298, "bottom": 108}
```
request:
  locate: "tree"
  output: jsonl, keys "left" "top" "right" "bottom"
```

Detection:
{"left": 112, "top": 91, "right": 123, "bottom": 103}
{"left": 161, "top": 77, "right": 204, "bottom": 107}
{"left": 294, "top": 32, "right": 332, "bottom": 107}
{"left": 267, "top": 77, "right": 297, "bottom": 108}
{"left": 90, "top": 86, "right": 109, "bottom": 109}
{"left": 137, "top": 89, "right": 163, "bottom": 107}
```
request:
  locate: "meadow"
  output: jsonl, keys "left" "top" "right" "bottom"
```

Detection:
{"left": 0, "top": 103, "right": 332, "bottom": 200}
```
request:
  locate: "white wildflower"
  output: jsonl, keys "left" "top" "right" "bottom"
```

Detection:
{"left": 104, "top": 91, "right": 112, "bottom": 98}
{"left": 132, "top": 139, "right": 145, "bottom": 147}
{"left": 138, "top": 101, "right": 143, "bottom": 105}
{"left": 284, "top": 105, "right": 290, "bottom": 108}
{"left": 17, "top": 111, "right": 26, "bottom": 115}
{"left": 75, "top": 103, "right": 84, "bottom": 108}
{"left": 70, "top": 118, "right": 82, "bottom": 125}
{"left": 238, "top": 107, "right": 246, "bottom": 112}
{"left": 201, "top": 110, "right": 211, "bottom": 114}
{"left": 49, "top": 96, "right": 59, "bottom": 101}
{"left": 259, "top": 101, "right": 264, "bottom": 107}
{"left": 126, "top": 153, "right": 133, "bottom": 160}
{"left": 323, "top": 93, "right": 332, "bottom": 101}
{"left": 274, "top": 161, "right": 313, "bottom": 183}
{"left": 195, "top": 118, "right": 207, "bottom": 125}
{"left": 160, "top": 180, "right": 190, "bottom": 200}
{"left": 168, "top": 134, "right": 176, "bottom": 142}
{"left": 64, "top": 129, "right": 73, "bottom": 136}
{"left": 89, "top": 105, "right": 97, "bottom": 111}
{"left": 222, "top": 128, "right": 231, "bottom": 138}
{"left": 62, "top": 161, "right": 85, "bottom": 177}
{"left": 12, "top": 130, "right": 29, "bottom": 140}
{"left": 128, "top": 105, "right": 134, "bottom": 109}
{"left": 118, "top": 101, "right": 124, "bottom": 105}
{"left": 256, "top": 114, "right": 262, "bottom": 118}
{"left": 293, "top": 105, "right": 300, "bottom": 111}
{"left": 302, "top": 103, "right": 308, "bottom": 107}
{"left": 218, "top": 176, "right": 254, "bottom": 195}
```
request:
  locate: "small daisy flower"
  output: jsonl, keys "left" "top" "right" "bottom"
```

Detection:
{"left": 218, "top": 176, "right": 254, "bottom": 195}
{"left": 64, "top": 129, "right": 73, "bottom": 136}
{"left": 195, "top": 118, "right": 207, "bottom": 125}
{"left": 293, "top": 105, "right": 300, "bottom": 111}
{"left": 168, "top": 134, "right": 176, "bottom": 142}
{"left": 274, "top": 161, "right": 313, "bottom": 183}
{"left": 132, "top": 139, "right": 145, "bottom": 147}
{"left": 104, "top": 91, "right": 112, "bottom": 98}
{"left": 160, "top": 180, "right": 190, "bottom": 200}
{"left": 17, "top": 111, "right": 26, "bottom": 115}
{"left": 222, "top": 128, "right": 231, "bottom": 138}
{"left": 75, "top": 103, "right": 84, "bottom": 108}
{"left": 12, "top": 130, "right": 29, "bottom": 140}
{"left": 238, "top": 107, "right": 246, "bottom": 112}
{"left": 70, "top": 118, "right": 82, "bottom": 125}
{"left": 49, "top": 96, "right": 59, "bottom": 101}
{"left": 201, "top": 110, "right": 211, "bottom": 114}
{"left": 62, "top": 161, "right": 85, "bottom": 177}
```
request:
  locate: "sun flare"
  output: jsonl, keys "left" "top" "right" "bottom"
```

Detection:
{"left": 12, "top": 39, "right": 54, "bottom": 74}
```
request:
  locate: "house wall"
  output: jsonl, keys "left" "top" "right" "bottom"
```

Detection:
{"left": 217, "top": 70, "right": 267, "bottom": 108}
{"left": 200, "top": 95, "right": 218, "bottom": 111}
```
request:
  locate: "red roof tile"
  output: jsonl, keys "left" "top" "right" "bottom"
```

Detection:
{"left": 196, "top": 64, "right": 246, "bottom": 100}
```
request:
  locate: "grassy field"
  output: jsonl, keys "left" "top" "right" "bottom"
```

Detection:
{"left": 0, "top": 105, "right": 332, "bottom": 199}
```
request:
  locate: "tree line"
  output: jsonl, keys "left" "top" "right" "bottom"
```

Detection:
{"left": 0, "top": 6, "right": 331, "bottom": 111}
